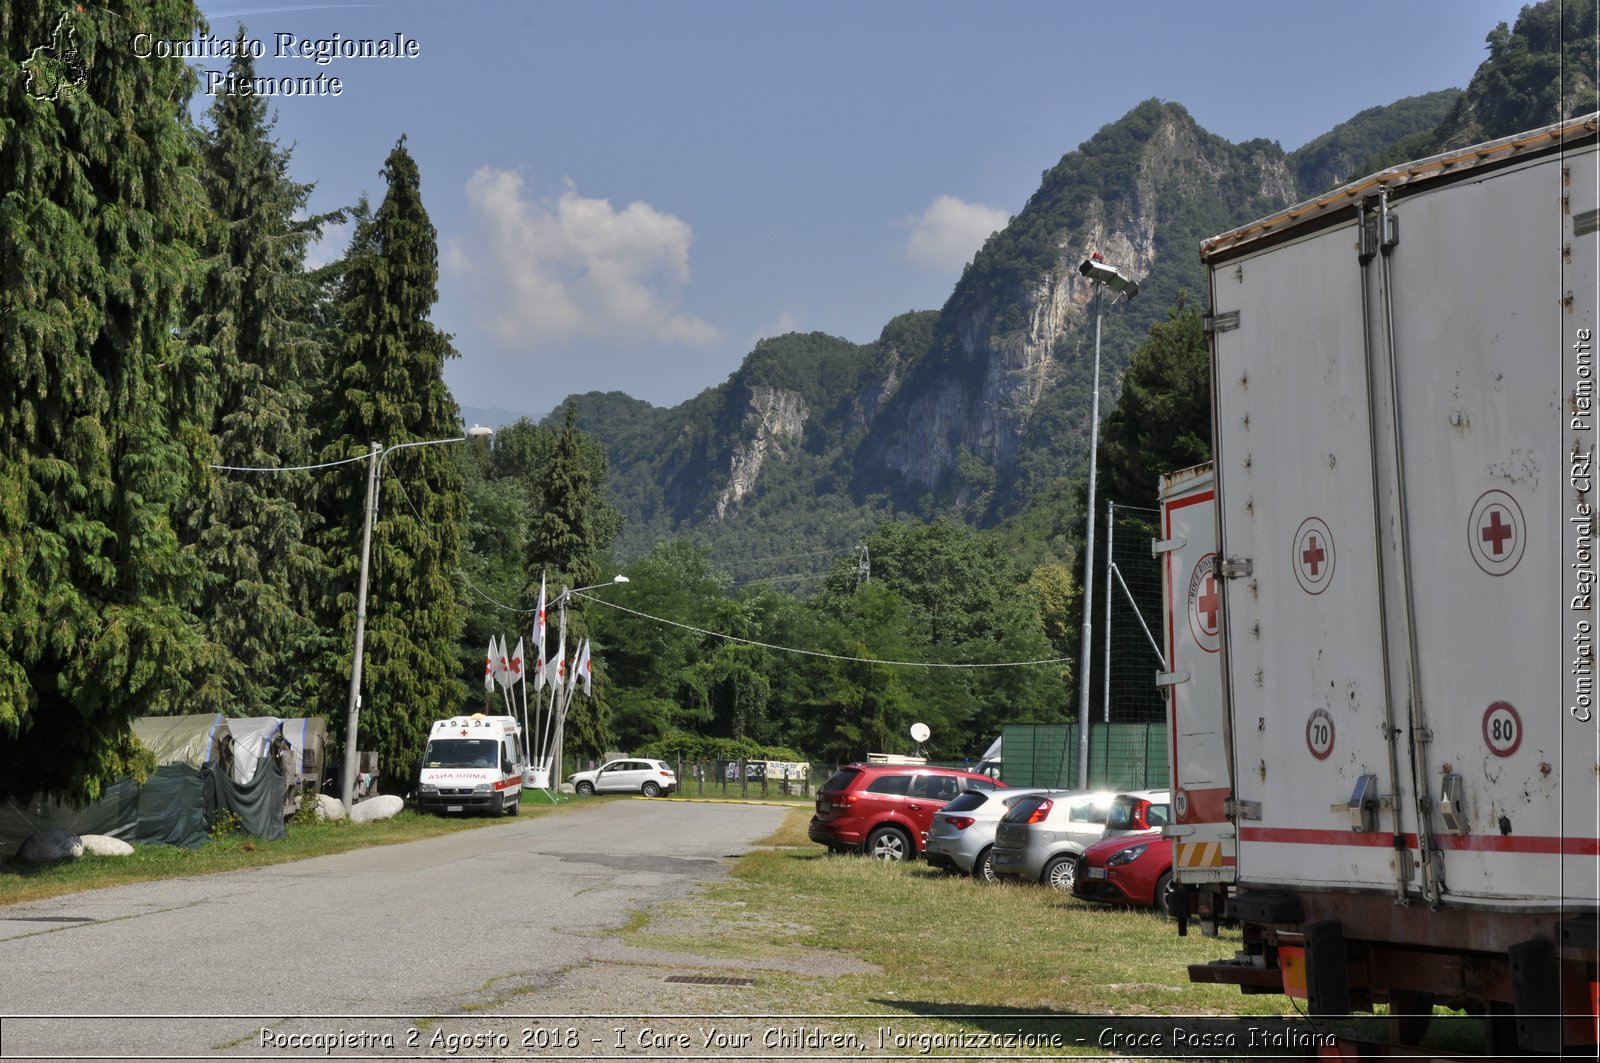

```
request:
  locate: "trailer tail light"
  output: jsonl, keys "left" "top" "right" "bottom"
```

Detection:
{"left": 1278, "top": 945, "right": 1308, "bottom": 1000}
{"left": 1026, "top": 799, "right": 1054, "bottom": 824}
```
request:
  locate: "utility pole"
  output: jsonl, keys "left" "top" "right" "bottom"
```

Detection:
{"left": 341, "top": 441, "right": 381, "bottom": 811}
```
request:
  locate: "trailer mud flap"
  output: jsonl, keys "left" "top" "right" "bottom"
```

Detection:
{"left": 1304, "top": 920, "right": 1350, "bottom": 1018}
{"left": 1510, "top": 936, "right": 1559, "bottom": 1054}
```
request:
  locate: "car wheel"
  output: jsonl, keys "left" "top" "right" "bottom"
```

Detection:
{"left": 1043, "top": 854, "right": 1079, "bottom": 892}
{"left": 974, "top": 846, "right": 999, "bottom": 884}
{"left": 642, "top": 781, "right": 661, "bottom": 797}
{"left": 575, "top": 781, "right": 595, "bottom": 796}
{"left": 506, "top": 795, "right": 520, "bottom": 816}
{"left": 865, "top": 826, "right": 912, "bottom": 862}
{"left": 1155, "top": 871, "right": 1178, "bottom": 917}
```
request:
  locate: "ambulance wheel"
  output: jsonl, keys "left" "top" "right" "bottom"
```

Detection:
{"left": 505, "top": 795, "right": 520, "bottom": 816}
{"left": 642, "top": 781, "right": 662, "bottom": 797}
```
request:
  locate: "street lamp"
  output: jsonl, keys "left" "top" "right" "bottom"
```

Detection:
{"left": 340, "top": 431, "right": 491, "bottom": 810}
{"left": 1075, "top": 254, "right": 1137, "bottom": 791}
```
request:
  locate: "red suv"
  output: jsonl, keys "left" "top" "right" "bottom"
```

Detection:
{"left": 809, "top": 763, "right": 1005, "bottom": 861}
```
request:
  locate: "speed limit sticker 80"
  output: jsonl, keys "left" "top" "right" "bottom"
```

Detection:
{"left": 1481, "top": 701, "right": 1522, "bottom": 757}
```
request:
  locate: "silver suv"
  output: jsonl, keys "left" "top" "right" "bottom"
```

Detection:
{"left": 990, "top": 789, "right": 1116, "bottom": 891}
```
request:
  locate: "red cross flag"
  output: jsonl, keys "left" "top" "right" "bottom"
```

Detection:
{"left": 532, "top": 574, "right": 548, "bottom": 692}
{"left": 495, "top": 635, "right": 513, "bottom": 690}
{"left": 483, "top": 637, "right": 495, "bottom": 692}
{"left": 510, "top": 637, "right": 525, "bottom": 686}
{"left": 574, "top": 639, "right": 592, "bottom": 697}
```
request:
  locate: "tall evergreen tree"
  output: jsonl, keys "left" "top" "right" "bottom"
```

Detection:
{"left": 183, "top": 32, "right": 329, "bottom": 717}
{"left": 315, "top": 138, "right": 467, "bottom": 790}
{"left": 1, "top": 1, "right": 212, "bottom": 802}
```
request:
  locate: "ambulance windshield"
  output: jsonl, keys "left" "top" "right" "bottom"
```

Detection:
{"left": 424, "top": 738, "right": 501, "bottom": 769}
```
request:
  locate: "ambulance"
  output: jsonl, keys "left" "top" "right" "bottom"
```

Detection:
{"left": 415, "top": 714, "right": 525, "bottom": 816}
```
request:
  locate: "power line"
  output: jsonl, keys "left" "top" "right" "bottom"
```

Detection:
{"left": 572, "top": 590, "right": 1072, "bottom": 670}
{"left": 209, "top": 453, "right": 370, "bottom": 473}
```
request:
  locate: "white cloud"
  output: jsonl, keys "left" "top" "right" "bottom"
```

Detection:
{"left": 303, "top": 218, "right": 352, "bottom": 270}
{"left": 445, "top": 167, "right": 721, "bottom": 351}
{"left": 752, "top": 311, "right": 802, "bottom": 345}
{"left": 899, "top": 195, "right": 1011, "bottom": 274}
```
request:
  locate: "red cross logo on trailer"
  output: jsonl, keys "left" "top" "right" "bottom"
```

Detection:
{"left": 1186, "top": 552, "right": 1221, "bottom": 653}
{"left": 1293, "top": 517, "right": 1335, "bottom": 595}
{"left": 1468, "top": 490, "right": 1526, "bottom": 576}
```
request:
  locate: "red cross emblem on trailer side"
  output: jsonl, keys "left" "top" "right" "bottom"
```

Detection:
{"left": 1187, "top": 552, "right": 1221, "bottom": 653}
{"left": 1293, "top": 517, "right": 1335, "bottom": 595}
{"left": 1469, "top": 489, "right": 1526, "bottom": 576}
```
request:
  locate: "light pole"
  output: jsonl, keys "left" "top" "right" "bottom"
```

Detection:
{"left": 340, "top": 431, "right": 490, "bottom": 811}
{"left": 545, "top": 575, "right": 629, "bottom": 788}
{"left": 1075, "top": 254, "right": 1137, "bottom": 790}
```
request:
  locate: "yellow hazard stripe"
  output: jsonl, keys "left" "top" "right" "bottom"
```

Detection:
{"left": 1177, "top": 842, "right": 1224, "bottom": 868}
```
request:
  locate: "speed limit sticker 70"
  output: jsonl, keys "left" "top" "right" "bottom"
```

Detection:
{"left": 1306, "top": 708, "right": 1334, "bottom": 760}
{"left": 1482, "top": 701, "right": 1522, "bottom": 757}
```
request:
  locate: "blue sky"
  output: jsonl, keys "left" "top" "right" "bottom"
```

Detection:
{"left": 193, "top": 1, "right": 1523, "bottom": 415}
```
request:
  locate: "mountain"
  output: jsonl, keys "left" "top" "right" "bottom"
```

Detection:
{"left": 540, "top": 0, "right": 1588, "bottom": 579}
{"left": 1367, "top": 0, "right": 1597, "bottom": 168}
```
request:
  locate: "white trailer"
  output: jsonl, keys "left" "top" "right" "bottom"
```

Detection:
{"left": 1185, "top": 114, "right": 1599, "bottom": 1055}
{"left": 1156, "top": 463, "right": 1234, "bottom": 888}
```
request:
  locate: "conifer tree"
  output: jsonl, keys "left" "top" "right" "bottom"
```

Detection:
{"left": 0, "top": 1, "right": 212, "bottom": 802}
{"left": 315, "top": 138, "right": 467, "bottom": 789}
{"left": 183, "top": 32, "right": 329, "bottom": 716}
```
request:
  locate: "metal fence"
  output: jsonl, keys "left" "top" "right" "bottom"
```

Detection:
{"left": 999, "top": 722, "right": 1168, "bottom": 791}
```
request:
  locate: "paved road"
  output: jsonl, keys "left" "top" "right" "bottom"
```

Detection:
{"left": 0, "top": 798, "right": 790, "bottom": 1059}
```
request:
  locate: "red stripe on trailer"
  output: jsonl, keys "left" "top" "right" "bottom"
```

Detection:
{"left": 1241, "top": 827, "right": 1417, "bottom": 848}
{"left": 1240, "top": 826, "right": 1597, "bottom": 855}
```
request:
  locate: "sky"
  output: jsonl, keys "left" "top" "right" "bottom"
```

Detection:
{"left": 189, "top": 0, "right": 1527, "bottom": 417}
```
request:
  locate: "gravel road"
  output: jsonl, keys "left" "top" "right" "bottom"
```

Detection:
{"left": 0, "top": 798, "right": 855, "bottom": 1059}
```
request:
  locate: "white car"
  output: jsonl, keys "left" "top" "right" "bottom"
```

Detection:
{"left": 568, "top": 758, "right": 677, "bottom": 797}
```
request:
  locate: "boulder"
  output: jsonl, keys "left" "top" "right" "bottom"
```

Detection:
{"left": 79, "top": 835, "right": 134, "bottom": 857}
{"left": 349, "top": 794, "right": 403, "bottom": 822}
{"left": 312, "top": 793, "right": 346, "bottom": 820}
{"left": 18, "top": 830, "right": 84, "bottom": 864}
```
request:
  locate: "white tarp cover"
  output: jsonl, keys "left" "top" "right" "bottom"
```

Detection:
{"left": 278, "top": 717, "right": 328, "bottom": 787}
{"left": 228, "top": 717, "right": 285, "bottom": 785}
{"left": 132, "top": 714, "right": 232, "bottom": 769}
{"left": 981, "top": 736, "right": 1001, "bottom": 762}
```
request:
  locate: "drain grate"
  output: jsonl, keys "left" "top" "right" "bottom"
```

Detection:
{"left": 663, "top": 975, "right": 755, "bottom": 987}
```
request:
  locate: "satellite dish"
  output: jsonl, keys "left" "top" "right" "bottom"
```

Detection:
{"left": 909, "top": 722, "right": 930, "bottom": 743}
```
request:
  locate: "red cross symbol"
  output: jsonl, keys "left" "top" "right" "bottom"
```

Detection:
{"left": 1301, "top": 534, "right": 1326, "bottom": 576}
{"left": 458, "top": 728, "right": 468, "bottom": 736}
{"left": 1196, "top": 572, "right": 1219, "bottom": 632}
{"left": 1481, "top": 508, "right": 1514, "bottom": 556}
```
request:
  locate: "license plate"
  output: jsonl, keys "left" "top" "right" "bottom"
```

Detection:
{"left": 1088, "top": 867, "right": 1108, "bottom": 879}
{"left": 818, "top": 801, "right": 831, "bottom": 813}
{"left": 446, "top": 805, "right": 463, "bottom": 812}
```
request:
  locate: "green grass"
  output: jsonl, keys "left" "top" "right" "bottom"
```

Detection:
{"left": 0, "top": 803, "right": 581, "bottom": 906}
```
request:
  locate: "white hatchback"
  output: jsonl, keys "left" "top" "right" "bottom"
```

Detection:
{"left": 568, "top": 758, "right": 677, "bottom": 797}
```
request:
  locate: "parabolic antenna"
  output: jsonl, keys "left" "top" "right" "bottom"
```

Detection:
{"left": 909, "top": 722, "right": 930, "bottom": 743}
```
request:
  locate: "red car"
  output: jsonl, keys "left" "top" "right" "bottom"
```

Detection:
{"left": 1072, "top": 827, "right": 1178, "bottom": 915}
{"left": 808, "top": 762, "right": 1004, "bottom": 861}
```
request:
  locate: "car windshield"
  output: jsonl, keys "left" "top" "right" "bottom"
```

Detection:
{"left": 424, "top": 738, "right": 500, "bottom": 769}
{"left": 821, "top": 769, "right": 861, "bottom": 793}
{"left": 1106, "top": 799, "right": 1150, "bottom": 830}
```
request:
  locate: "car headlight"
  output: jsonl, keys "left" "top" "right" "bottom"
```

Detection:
{"left": 418, "top": 782, "right": 437, "bottom": 794}
{"left": 1106, "top": 844, "right": 1148, "bottom": 867}
{"left": 473, "top": 783, "right": 492, "bottom": 794}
